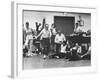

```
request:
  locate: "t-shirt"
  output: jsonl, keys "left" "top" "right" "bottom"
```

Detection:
{"left": 60, "top": 44, "right": 67, "bottom": 53}
{"left": 25, "top": 28, "right": 33, "bottom": 40}
{"left": 77, "top": 46, "right": 82, "bottom": 53}
{"left": 50, "top": 27, "right": 57, "bottom": 35}
{"left": 38, "top": 29, "right": 50, "bottom": 40}
{"left": 55, "top": 33, "right": 66, "bottom": 44}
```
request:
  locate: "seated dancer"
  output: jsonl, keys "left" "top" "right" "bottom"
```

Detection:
{"left": 58, "top": 41, "right": 71, "bottom": 59}
{"left": 49, "top": 41, "right": 71, "bottom": 59}
{"left": 36, "top": 24, "right": 51, "bottom": 59}
{"left": 74, "top": 23, "right": 79, "bottom": 33}
{"left": 70, "top": 43, "right": 82, "bottom": 60}
{"left": 49, "top": 41, "right": 66, "bottom": 59}
{"left": 54, "top": 30, "right": 66, "bottom": 54}
{"left": 78, "top": 16, "right": 84, "bottom": 27}
{"left": 65, "top": 40, "right": 72, "bottom": 59}
{"left": 80, "top": 43, "right": 91, "bottom": 59}
{"left": 75, "top": 16, "right": 86, "bottom": 32}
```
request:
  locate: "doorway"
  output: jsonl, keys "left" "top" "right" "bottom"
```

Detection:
{"left": 54, "top": 16, "right": 75, "bottom": 35}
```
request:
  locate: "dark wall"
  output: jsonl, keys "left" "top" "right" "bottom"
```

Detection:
{"left": 54, "top": 16, "right": 75, "bottom": 35}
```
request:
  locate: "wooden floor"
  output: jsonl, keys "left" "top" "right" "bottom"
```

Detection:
{"left": 23, "top": 54, "right": 91, "bottom": 69}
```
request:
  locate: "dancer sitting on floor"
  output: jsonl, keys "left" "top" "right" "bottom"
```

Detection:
{"left": 69, "top": 43, "right": 82, "bottom": 60}
{"left": 80, "top": 43, "right": 91, "bottom": 59}
{"left": 49, "top": 41, "right": 71, "bottom": 59}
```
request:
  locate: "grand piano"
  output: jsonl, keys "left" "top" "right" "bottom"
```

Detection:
{"left": 66, "top": 32, "right": 91, "bottom": 44}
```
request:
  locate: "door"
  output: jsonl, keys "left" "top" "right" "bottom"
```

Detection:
{"left": 54, "top": 16, "right": 75, "bottom": 35}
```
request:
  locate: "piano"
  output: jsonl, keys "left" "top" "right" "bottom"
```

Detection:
{"left": 66, "top": 33, "right": 91, "bottom": 44}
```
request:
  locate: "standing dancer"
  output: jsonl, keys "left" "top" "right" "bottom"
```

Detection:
{"left": 23, "top": 22, "right": 34, "bottom": 56}
{"left": 55, "top": 30, "right": 66, "bottom": 54}
{"left": 36, "top": 24, "right": 51, "bottom": 59}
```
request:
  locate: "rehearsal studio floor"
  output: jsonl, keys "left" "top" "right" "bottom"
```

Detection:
{"left": 23, "top": 53, "right": 91, "bottom": 69}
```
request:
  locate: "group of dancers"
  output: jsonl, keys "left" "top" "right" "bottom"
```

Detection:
{"left": 23, "top": 16, "right": 91, "bottom": 60}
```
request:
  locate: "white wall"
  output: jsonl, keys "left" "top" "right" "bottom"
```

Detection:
{"left": 24, "top": 11, "right": 91, "bottom": 32}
